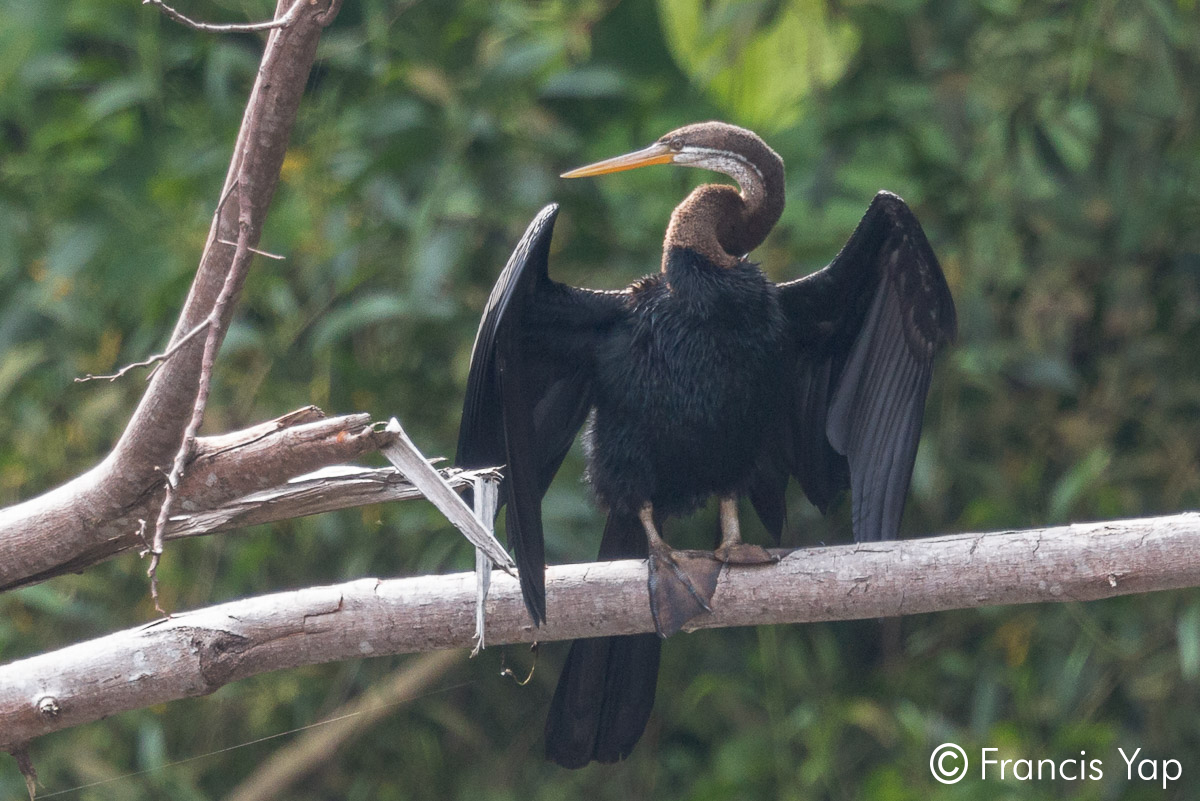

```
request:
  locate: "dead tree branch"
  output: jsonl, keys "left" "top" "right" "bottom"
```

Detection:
{"left": 163, "top": 465, "right": 503, "bottom": 542}
{"left": 0, "top": 409, "right": 394, "bottom": 592}
{"left": 144, "top": 0, "right": 340, "bottom": 608}
{"left": 0, "top": 0, "right": 342, "bottom": 594}
{"left": 74, "top": 318, "right": 212, "bottom": 383}
{"left": 2, "top": 513, "right": 1197, "bottom": 751}
{"left": 380, "top": 419, "right": 512, "bottom": 568}
{"left": 144, "top": 0, "right": 306, "bottom": 33}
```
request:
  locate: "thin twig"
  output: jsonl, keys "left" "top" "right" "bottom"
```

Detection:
{"left": 143, "top": 0, "right": 304, "bottom": 33}
{"left": 212, "top": 175, "right": 241, "bottom": 225}
{"left": 75, "top": 171, "right": 245, "bottom": 386}
{"left": 143, "top": 12, "right": 284, "bottom": 608}
{"left": 146, "top": 220, "right": 253, "bottom": 611}
{"left": 217, "top": 239, "right": 285, "bottom": 260}
{"left": 12, "top": 745, "right": 36, "bottom": 801}
{"left": 146, "top": 156, "right": 259, "bottom": 608}
{"left": 74, "top": 318, "right": 212, "bottom": 384}
{"left": 141, "top": 175, "right": 242, "bottom": 387}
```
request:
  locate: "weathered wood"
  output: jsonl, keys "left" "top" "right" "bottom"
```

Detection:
{"left": 2, "top": 512, "right": 1197, "bottom": 750}
{"left": 164, "top": 465, "right": 502, "bottom": 541}
{"left": 0, "top": 0, "right": 343, "bottom": 593}
{"left": 0, "top": 411, "right": 393, "bottom": 591}
{"left": 380, "top": 419, "right": 513, "bottom": 567}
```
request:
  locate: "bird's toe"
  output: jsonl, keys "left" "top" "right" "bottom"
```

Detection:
{"left": 714, "top": 543, "right": 778, "bottom": 565}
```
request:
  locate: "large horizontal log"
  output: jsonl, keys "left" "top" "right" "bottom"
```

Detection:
{"left": 2, "top": 513, "right": 1197, "bottom": 750}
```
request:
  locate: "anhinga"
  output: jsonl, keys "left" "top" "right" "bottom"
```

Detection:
{"left": 456, "top": 121, "right": 956, "bottom": 768}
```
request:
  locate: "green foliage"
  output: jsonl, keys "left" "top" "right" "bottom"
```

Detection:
{"left": 2, "top": 0, "right": 1199, "bottom": 798}
{"left": 658, "top": 0, "right": 861, "bottom": 131}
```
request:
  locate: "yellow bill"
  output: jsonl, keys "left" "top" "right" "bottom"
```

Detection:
{"left": 561, "top": 142, "right": 676, "bottom": 178}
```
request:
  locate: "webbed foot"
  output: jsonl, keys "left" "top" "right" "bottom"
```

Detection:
{"left": 647, "top": 544, "right": 721, "bottom": 638}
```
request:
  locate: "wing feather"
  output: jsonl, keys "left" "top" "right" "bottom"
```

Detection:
{"left": 772, "top": 191, "right": 956, "bottom": 543}
{"left": 457, "top": 204, "right": 626, "bottom": 623}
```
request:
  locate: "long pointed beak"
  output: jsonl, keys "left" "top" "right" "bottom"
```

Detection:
{"left": 561, "top": 142, "right": 675, "bottom": 178}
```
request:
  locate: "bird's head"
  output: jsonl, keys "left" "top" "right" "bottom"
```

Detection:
{"left": 562, "top": 121, "right": 786, "bottom": 264}
{"left": 562, "top": 121, "right": 781, "bottom": 204}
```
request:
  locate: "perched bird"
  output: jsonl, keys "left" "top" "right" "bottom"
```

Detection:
{"left": 456, "top": 121, "right": 956, "bottom": 768}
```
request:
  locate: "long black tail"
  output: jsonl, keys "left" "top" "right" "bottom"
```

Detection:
{"left": 544, "top": 512, "right": 661, "bottom": 768}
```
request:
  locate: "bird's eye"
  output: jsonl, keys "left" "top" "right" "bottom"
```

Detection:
{"left": 668, "top": 137, "right": 684, "bottom": 152}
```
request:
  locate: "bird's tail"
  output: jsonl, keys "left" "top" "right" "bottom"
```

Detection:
{"left": 544, "top": 511, "right": 661, "bottom": 768}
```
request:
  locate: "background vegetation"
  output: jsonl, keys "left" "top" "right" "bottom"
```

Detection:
{"left": 2, "top": 0, "right": 1199, "bottom": 798}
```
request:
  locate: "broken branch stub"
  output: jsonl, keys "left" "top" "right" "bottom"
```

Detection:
{"left": 380, "top": 418, "right": 513, "bottom": 569}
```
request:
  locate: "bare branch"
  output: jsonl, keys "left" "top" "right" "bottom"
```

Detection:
{"left": 2, "top": 513, "right": 1197, "bottom": 750}
{"left": 0, "top": 0, "right": 342, "bottom": 595}
{"left": 146, "top": 208, "right": 251, "bottom": 610}
{"left": 143, "top": 0, "right": 305, "bottom": 33}
{"left": 12, "top": 746, "right": 34, "bottom": 801}
{"left": 74, "top": 318, "right": 211, "bottom": 383}
{"left": 217, "top": 239, "right": 285, "bottom": 260}
{"left": 0, "top": 410, "right": 391, "bottom": 593}
{"left": 164, "top": 465, "right": 502, "bottom": 541}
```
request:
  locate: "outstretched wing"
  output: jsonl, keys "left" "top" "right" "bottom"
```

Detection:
{"left": 758, "top": 191, "right": 956, "bottom": 543}
{"left": 457, "top": 204, "right": 627, "bottom": 624}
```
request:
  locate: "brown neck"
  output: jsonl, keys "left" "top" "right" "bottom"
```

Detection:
{"left": 661, "top": 154, "right": 785, "bottom": 271}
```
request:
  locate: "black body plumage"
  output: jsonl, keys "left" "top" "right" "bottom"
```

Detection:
{"left": 456, "top": 122, "right": 956, "bottom": 769}
{"left": 585, "top": 247, "right": 786, "bottom": 519}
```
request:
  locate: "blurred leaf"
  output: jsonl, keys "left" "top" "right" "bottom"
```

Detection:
{"left": 1179, "top": 603, "right": 1200, "bottom": 681}
{"left": 85, "top": 75, "right": 156, "bottom": 121}
{"left": 1049, "top": 447, "right": 1111, "bottom": 522}
{"left": 541, "top": 65, "right": 627, "bottom": 99}
{"left": 311, "top": 292, "right": 410, "bottom": 350}
{"left": 0, "top": 343, "right": 45, "bottom": 406}
{"left": 658, "top": 0, "right": 860, "bottom": 131}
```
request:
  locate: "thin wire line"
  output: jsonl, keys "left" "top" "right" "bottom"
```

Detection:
{"left": 38, "top": 679, "right": 478, "bottom": 798}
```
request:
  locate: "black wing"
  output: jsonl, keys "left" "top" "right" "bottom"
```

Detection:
{"left": 456, "top": 204, "right": 627, "bottom": 624}
{"left": 758, "top": 191, "right": 956, "bottom": 543}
